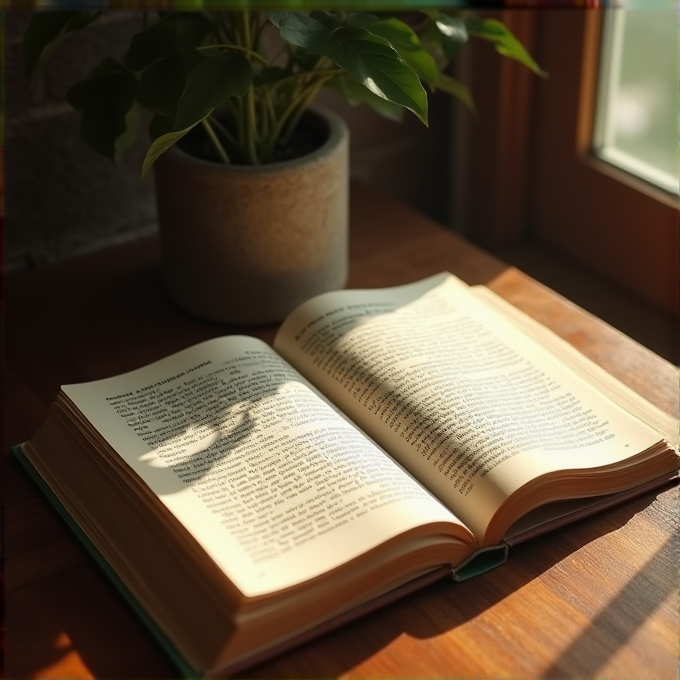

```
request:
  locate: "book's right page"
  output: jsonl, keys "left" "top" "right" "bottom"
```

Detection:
{"left": 470, "top": 285, "right": 678, "bottom": 440}
{"left": 275, "top": 273, "right": 679, "bottom": 546}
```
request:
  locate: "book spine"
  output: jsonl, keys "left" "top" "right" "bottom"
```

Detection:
{"left": 451, "top": 544, "right": 509, "bottom": 581}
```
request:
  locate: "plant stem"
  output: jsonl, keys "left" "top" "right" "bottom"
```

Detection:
{"left": 280, "top": 79, "right": 326, "bottom": 143}
{"left": 272, "top": 67, "right": 344, "bottom": 91}
{"left": 197, "top": 43, "right": 269, "bottom": 67}
{"left": 263, "top": 88, "right": 276, "bottom": 150}
{"left": 201, "top": 118, "right": 231, "bottom": 164}
{"left": 209, "top": 114, "right": 239, "bottom": 149}
{"left": 267, "top": 68, "right": 337, "bottom": 156}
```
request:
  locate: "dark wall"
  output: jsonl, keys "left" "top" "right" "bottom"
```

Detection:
{"left": 5, "top": 12, "right": 157, "bottom": 270}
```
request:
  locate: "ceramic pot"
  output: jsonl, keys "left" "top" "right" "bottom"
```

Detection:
{"left": 153, "top": 107, "right": 349, "bottom": 325}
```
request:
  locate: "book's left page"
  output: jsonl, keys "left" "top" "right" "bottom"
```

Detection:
{"left": 48, "top": 336, "right": 473, "bottom": 599}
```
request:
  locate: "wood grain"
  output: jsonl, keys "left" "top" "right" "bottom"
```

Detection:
{"left": 4, "top": 182, "right": 678, "bottom": 679}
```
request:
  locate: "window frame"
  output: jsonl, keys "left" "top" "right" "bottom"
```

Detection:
{"left": 457, "top": 9, "right": 678, "bottom": 315}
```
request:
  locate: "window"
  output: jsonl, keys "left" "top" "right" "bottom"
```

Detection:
{"left": 457, "top": 9, "right": 677, "bottom": 360}
{"left": 528, "top": 9, "right": 677, "bottom": 316}
{"left": 594, "top": 8, "right": 678, "bottom": 195}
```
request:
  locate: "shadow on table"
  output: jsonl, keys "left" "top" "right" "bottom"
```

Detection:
{"left": 540, "top": 530, "right": 678, "bottom": 678}
{"left": 246, "top": 489, "right": 675, "bottom": 679}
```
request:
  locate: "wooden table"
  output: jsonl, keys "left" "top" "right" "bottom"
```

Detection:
{"left": 4, "top": 183, "right": 678, "bottom": 679}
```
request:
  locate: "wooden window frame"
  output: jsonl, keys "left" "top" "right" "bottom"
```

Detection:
{"left": 458, "top": 9, "right": 678, "bottom": 314}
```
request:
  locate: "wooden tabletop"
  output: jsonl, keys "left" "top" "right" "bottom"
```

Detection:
{"left": 4, "top": 183, "right": 678, "bottom": 679}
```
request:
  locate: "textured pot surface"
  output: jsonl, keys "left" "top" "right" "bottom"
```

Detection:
{"left": 154, "top": 108, "right": 349, "bottom": 325}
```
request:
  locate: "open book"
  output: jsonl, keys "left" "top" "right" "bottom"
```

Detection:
{"left": 15, "top": 273, "right": 679, "bottom": 677}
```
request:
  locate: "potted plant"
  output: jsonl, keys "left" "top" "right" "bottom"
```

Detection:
{"left": 24, "top": 9, "right": 542, "bottom": 324}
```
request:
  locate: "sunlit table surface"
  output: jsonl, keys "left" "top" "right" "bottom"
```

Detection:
{"left": 4, "top": 183, "right": 678, "bottom": 679}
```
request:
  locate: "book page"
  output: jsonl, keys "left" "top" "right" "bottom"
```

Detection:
{"left": 470, "top": 286, "right": 679, "bottom": 442}
{"left": 274, "top": 274, "right": 674, "bottom": 543}
{"left": 61, "top": 336, "right": 471, "bottom": 598}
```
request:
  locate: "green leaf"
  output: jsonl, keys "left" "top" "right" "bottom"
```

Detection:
{"left": 271, "top": 13, "right": 428, "bottom": 125}
{"left": 160, "top": 13, "right": 214, "bottom": 49}
{"left": 308, "top": 10, "right": 343, "bottom": 30}
{"left": 124, "top": 14, "right": 214, "bottom": 72}
{"left": 124, "top": 22, "right": 180, "bottom": 72}
{"left": 66, "top": 58, "right": 138, "bottom": 162}
{"left": 347, "top": 14, "right": 438, "bottom": 83}
{"left": 148, "top": 112, "right": 175, "bottom": 141}
{"left": 268, "top": 11, "right": 328, "bottom": 49}
{"left": 141, "top": 52, "right": 252, "bottom": 176}
{"left": 465, "top": 18, "right": 546, "bottom": 76}
{"left": 428, "top": 12, "right": 468, "bottom": 60}
{"left": 334, "top": 74, "right": 404, "bottom": 123}
{"left": 324, "top": 25, "right": 428, "bottom": 125}
{"left": 136, "top": 51, "right": 200, "bottom": 118}
{"left": 23, "top": 11, "right": 101, "bottom": 79}
{"left": 143, "top": 120, "right": 196, "bottom": 180}
{"left": 175, "top": 52, "right": 252, "bottom": 130}
{"left": 138, "top": 51, "right": 250, "bottom": 127}
{"left": 431, "top": 72, "right": 474, "bottom": 111}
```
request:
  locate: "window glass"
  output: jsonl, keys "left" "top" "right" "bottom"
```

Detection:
{"left": 594, "top": 7, "right": 678, "bottom": 194}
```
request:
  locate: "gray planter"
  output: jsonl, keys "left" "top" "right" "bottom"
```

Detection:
{"left": 153, "top": 108, "right": 349, "bottom": 325}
